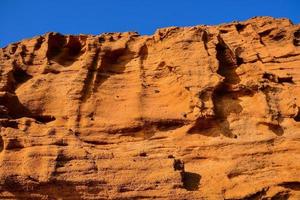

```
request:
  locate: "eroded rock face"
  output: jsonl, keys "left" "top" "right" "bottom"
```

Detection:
{"left": 0, "top": 16, "right": 300, "bottom": 199}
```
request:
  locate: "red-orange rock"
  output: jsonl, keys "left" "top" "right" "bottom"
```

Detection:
{"left": 0, "top": 16, "right": 300, "bottom": 199}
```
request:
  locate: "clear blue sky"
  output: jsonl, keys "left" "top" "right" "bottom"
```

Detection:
{"left": 1, "top": 0, "right": 299, "bottom": 47}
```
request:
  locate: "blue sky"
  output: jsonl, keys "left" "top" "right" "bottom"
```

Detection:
{"left": 1, "top": 0, "right": 299, "bottom": 47}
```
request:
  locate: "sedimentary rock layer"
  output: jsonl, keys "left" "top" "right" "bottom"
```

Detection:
{"left": 0, "top": 16, "right": 300, "bottom": 199}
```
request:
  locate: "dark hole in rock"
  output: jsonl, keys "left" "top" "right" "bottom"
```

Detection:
{"left": 155, "top": 120, "right": 186, "bottom": 132}
{"left": 272, "top": 34, "right": 285, "bottom": 41}
{"left": 0, "top": 105, "right": 9, "bottom": 117}
{"left": 279, "top": 181, "right": 300, "bottom": 191}
{"left": 168, "top": 155, "right": 174, "bottom": 159}
{"left": 236, "top": 56, "right": 244, "bottom": 66}
{"left": 259, "top": 29, "right": 273, "bottom": 37}
{"left": 46, "top": 33, "right": 66, "bottom": 59}
{"left": 98, "top": 37, "right": 105, "bottom": 43}
{"left": 6, "top": 138, "right": 24, "bottom": 150}
{"left": 139, "top": 152, "right": 147, "bottom": 157}
{"left": 34, "top": 37, "right": 44, "bottom": 51}
{"left": 293, "top": 39, "right": 300, "bottom": 46}
{"left": 34, "top": 115, "right": 56, "bottom": 123}
{"left": 294, "top": 107, "right": 300, "bottom": 122}
{"left": 181, "top": 171, "right": 201, "bottom": 191}
{"left": 293, "top": 30, "right": 300, "bottom": 46}
{"left": 13, "top": 68, "right": 32, "bottom": 85}
{"left": 294, "top": 30, "right": 300, "bottom": 38}
{"left": 66, "top": 37, "right": 82, "bottom": 56}
{"left": 188, "top": 118, "right": 216, "bottom": 134}
{"left": 263, "top": 72, "right": 294, "bottom": 84}
{"left": 53, "top": 140, "right": 68, "bottom": 146}
{"left": 235, "top": 23, "right": 246, "bottom": 32}
{"left": 0, "top": 120, "right": 18, "bottom": 129}
{"left": 262, "top": 72, "right": 277, "bottom": 82}
{"left": 267, "top": 123, "right": 284, "bottom": 136}
{"left": 173, "top": 159, "right": 184, "bottom": 171}
{"left": 220, "top": 30, "right": 229, "bottom": 34}
{"left": 277, "top": 77, "right": 294, "bottom": 84}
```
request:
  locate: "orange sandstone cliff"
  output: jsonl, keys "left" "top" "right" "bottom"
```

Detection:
{"left": 0, "top": 16, "right": 300, "bottom": 199}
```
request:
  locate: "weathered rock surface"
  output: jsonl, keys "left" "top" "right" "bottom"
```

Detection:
{"left": 0, "top": 16, "right": 300, "bottom": 199}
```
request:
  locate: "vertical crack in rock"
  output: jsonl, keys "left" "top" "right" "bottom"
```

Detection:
{"left": 52, "top": 150, "right": 69, "bottom": 176}
{"left": 80, "top": 48, "right": 100, "bottom": 103}
{"left": 138, "top": 43, "right": 148, "bottom": 123}
{"left": 211, "top": 35, "right": 243, "bottom": 138}
{"left": 188, "top": 34, "right": 245, "bottom": 137}
{"left": 77, "top": 38, "right": 136, "bottom": 128}
{"left": 259, "top": 86, "right": 284, "bottom": 135}
{"left": 76, "top": 44, "right": 100, "bottom": 128}
{"left": 202, "top": 30, "right": 210, "bottom": 55}
{"left": 92, "top": 47, "right": 131, "bottom": 93}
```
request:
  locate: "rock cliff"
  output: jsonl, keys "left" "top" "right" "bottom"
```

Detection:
{"left": 0, "top": 16, "right": 300, "bottom": 199}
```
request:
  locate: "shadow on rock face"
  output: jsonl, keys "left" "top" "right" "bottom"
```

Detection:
{"left": 181, "top": 171, "right": 201, "bottom": 191}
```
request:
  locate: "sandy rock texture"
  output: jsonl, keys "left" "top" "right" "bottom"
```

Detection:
{"left": 0, "top": 16, "right": 300, "bottom": 199}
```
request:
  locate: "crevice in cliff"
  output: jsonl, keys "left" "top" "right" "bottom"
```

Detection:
{"left": 188, "top": 35, "right": 245, "bottom": 138}
{"left": 74, "top": 45, "right": 100, "bottom": 130}
{"left": 242, "top": 187, "right": 268, "bottom": 200}
{"left": 215, "top": 36, "right": 241, "bottom": 85}
{"left": 46, "top": 33, "right": 83, "bottom": 66}
{"left": 279, "top": 181, "right": 300, "bottom": 191}
{"left": 202, "top": 30, "right": 210, "bottom": 55}
{"left": 77, "top": 42, "right": 138, "bottom": 129}
{"left": 34, "top": 36, "right": 44, "bottom": 51}
{"left": 107, "top": 119, "right": 187, "bottom": 138}
{"left": 80, "top": 48, "right": 100, "bottom": 102}
{"left": 0, "top": 119, "right": 18, "bottom": 129}
{"left": 34, "top": 115, "right": 56, "bottom": 123}
{"left": 193, "top": 35, "right": 243, "bottom": 138}
{"left": 138, "top": 43, "right": 148, "bottom": 119}
{"left": 270, "top": 191, "right": 290, "bottom": 200}
{"left": 92, "top": 46, "right": 134, "bottom": 93}
{"left": 260, "top": 86, "right": 284, "bottom": 135}
{"left": 12, "top": 63, "right": 33, "bottom": 89}
{"left": 54, "top": 152, "right": 69, "bottom": 170}
{"left": 46, "top": 33, "right": 66, "bottom": 59}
